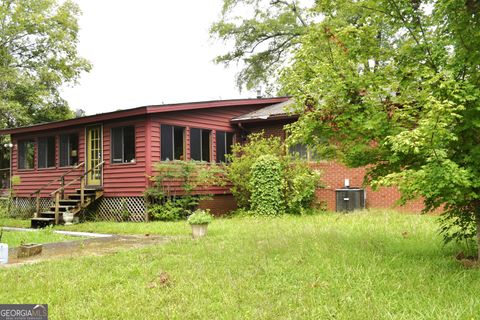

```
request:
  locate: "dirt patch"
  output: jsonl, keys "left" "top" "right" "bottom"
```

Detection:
{"left": 3, "top": 234, "right": 178, "bottom": 267}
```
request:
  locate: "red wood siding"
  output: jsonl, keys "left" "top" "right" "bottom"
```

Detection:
{"left": 149, "top": 106, "right": 261, "bottom": 196}
{"left": 102, "top": 118, "right": 148, "bottom": 197}
{"left": 11, "top": 127, "right": 86, "bottom": 197}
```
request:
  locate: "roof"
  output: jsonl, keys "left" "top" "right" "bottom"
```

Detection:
{"left": 231, "top": 99, "right": 297, "bottom": 123}
{"left": 0, "top": 97, "right": 290, "bottom": 135}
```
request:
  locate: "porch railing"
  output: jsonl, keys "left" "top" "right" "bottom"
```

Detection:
{"left": 50, "top": 161, "right": 105, "bottom": 224}
{"left": 31, "top": 162, "right": 85, "bottom": 217}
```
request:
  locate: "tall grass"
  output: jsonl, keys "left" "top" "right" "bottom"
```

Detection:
{"left": 0, "top": 210, "right": 478, "bottom": 319}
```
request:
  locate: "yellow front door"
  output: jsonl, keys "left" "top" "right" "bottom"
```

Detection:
{"left": 86, "top": 126, "right": 102, "bottom": 186}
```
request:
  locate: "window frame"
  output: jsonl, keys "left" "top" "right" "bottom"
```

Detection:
{"left": 288, "top": 143, "right": 321, "bottom": 163}
{"left": 161, "top": 124, "right": 186, "bottom": 161}
{"left": 59, "top": 133, "right": 80, "bottom": 168}
{"left": 215, "top": 130, "right": 235, "bottom": 163}
{"left": 37, "top": 136, "right": 56, "bottom": 169}
{"left": 189, "top": 127, "right": 212, "bottom": 162}
{"left": 110, "top": 125, "right": 136, "bottom": 165}
{"left": 18, "top": 139, "right": 35, "bottom": 170}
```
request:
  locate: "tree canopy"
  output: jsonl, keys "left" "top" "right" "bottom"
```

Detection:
{"left": 212, "top": 0, "right": 480, "bottom": 255}
{"left": 0, "top": 0, "right": 91, "bottom": 130}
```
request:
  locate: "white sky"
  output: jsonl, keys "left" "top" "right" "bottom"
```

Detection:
{"left": 61, "top": 0, "right": 254, "bottom": 115}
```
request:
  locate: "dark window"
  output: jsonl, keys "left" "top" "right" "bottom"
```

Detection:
{"left": 289, "top": 143, "right": 308, "bottom": 160}
{"left": 18, "top": 139, "right": 35, "bottom": 169}
{"left": 60, "top": 134, "right": 79, "bottom": 167}
{"left": 289, "top": 143, "right": 321, "bottom": 162}
{"left": 38, "top": 137, "right": 56, "bottom": 168}
{"left": 216, "top": 131, "right": 234, "bottom": 163}
{"left": 190, "top": 128, "right": 211, "bottom": 162}
{"left": 111, "top": 126, "right": 136, "bottom": 164}
{"left": 161, "top": 125, "right": 185, "bottom": 161}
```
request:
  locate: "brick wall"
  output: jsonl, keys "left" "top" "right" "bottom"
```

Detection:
{"left": 242, "top": 120, "right": 425, "bottom": 213}
{"left": 198, "top": 194, "right": 237, "bottom": 216}
{"left": 312, "top": 161, "right": 424, "bottom": 212}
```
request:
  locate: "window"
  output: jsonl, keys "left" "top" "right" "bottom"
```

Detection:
{"left": 289, "top": 143, "right": 320, "bottom": 162}
{"left": 161, "top": 125, "right": 185, "bottom": 161}
{"left": 18, "top": 139, "right": 35, "bottom": 169}
{"left": 190, "top": 128, "right": 211, "bottom": 162}
{"left": 60, "top": 133, "right": 79, "bottom": 167}
{"left": 111, "top": 126, "right": 135, "bottom": 164}
{"left": 216, "top": 131, "right": 234, "bottom": 163}
{"left": 38, "top": 136, "right": 56, "bottom": 168}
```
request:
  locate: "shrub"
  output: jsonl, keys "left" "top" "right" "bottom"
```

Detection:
{"left": 145, "top": 161, "right": 226, "bottom": 221}
{"left": 226, "top": 133, "right": 283, "bottom": 208}
{"left": 147, "top": 201, "right": 184, "bottom": 221}
{"left": 228, "top": 133, "right": 321, "bottom": 215}
{"left": 187, "top": 209, "right": 213, "bottom": 225}
{"left": 250, "top": 155, "right": 285, "bottom": 216}
{"left": 284, "top": 161, "right": 321, "bottom": 214}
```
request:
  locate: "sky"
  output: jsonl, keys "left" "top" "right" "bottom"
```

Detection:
{"left": 60, "top": 0, "right": 254, "bottom": 115}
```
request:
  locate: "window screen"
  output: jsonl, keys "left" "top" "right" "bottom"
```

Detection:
{"left": 161, "top": 125, "right": 185, "bottom": 161}
{"left": 18, "top": 139, "right": 35, "bottom": 169}
{"left": 190, "top": 128, "right": 211, "bottom": 162}
{"left": 111, "top": 126, "right": 136, "bottom": 164}
{"left": 38, "top": 136, "right": 55, "bottom": 168}
{"left": 60, "top": 133, "right": 79, "bottom": 167}
{"left": 216, "top": 131, "right": 234, "bottom": 163}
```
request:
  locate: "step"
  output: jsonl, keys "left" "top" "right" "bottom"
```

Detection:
{"left": 59, "top": 199, "right": 81, "bottom": 206}
{"left": 40, "top": 211, "right": 63, "bottom": 218}
{"left": 76, "top": 188, "right": 102, "bottom": 194}
{"left": 67, "top": 194, "right": 95, "bottom": 200}
{"left": 49, "top": 205, "right": 76, "bottom": 212}
{"left": 31, "top": 217, "right": 55, "bottom": 229}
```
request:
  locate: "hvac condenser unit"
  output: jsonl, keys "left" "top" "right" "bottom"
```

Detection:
{"left": 335, "top": 188, "right": 365, "bottom": 212}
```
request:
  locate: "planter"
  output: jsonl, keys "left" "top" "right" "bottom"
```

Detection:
{"left": 63, "top": 211, "right": 74, "bottom": 225}
{"left": 17, "top": 243, "right": 43, "bottom": 259}
{"left": 191, "top": 224, "right": 208, "bottom": 239}
{"left": 0, "top": 243, "right": 8, "bottom": 264}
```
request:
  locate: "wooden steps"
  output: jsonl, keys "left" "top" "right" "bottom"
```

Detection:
{"left": 31, "top": 188, "right": 103, "bottom": 229}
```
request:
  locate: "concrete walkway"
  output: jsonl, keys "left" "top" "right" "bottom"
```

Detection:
{"left": 3, "top": 233, "right": 174, "bottom": 267}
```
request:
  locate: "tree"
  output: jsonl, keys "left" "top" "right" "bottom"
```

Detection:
{"left": 212, "top": 0, "right": 480, "bottom": 257}
{"left": 0, "top": 0, "right": 91, "bottom": 130}
{"left": 210, "top": 0, "right": 309, "bottom": 91}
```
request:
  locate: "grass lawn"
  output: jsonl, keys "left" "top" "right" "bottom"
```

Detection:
{"left": 1, "top": 228, "right": 79, "bottom": 248}
{"left": 0, "top": 210, "right": 479, "bottom": 319}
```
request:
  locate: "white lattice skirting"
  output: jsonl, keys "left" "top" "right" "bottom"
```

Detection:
{"left": 85, "top": 197, "right": 147, "bottom": 222}
{"left": 5, "top": 196, "right": 147, "bottom": 222}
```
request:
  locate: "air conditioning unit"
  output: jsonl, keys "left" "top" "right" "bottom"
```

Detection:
{"left": 335, "top": 188, "right": 365, "bottom": 212}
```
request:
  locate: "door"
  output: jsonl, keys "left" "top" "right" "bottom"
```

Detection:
{"left": 86, "top": 125, "right": 102, "bottom": 186}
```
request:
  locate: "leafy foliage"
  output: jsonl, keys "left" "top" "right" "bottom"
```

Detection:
{"left": 0, "top": 0, "right": 91, "bottom": 158}
{"left": 187, "top": 209, "right": 214, "bottom": 225}
{"left": 227, "top": 132, "right": 283, "bottom": 208}
{"left": 210, "top": 0, "right": 308, "bottom": 91}
{"left": 146, "top": 161, "right": 226, "bottom": 221}
{"left": 213, "top": 0, "right": 480, "bottom": 255}
{"left": 228, "top": 133, "right": 320, "bottom": 215}
{"left": 250, "top": 155, "right": 284, "bottom": 215}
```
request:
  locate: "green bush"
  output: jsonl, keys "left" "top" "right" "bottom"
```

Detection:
{"left": 284, "top": 161, "right": 321, "bottom": 214}
{"left": 145, "top": 161, "right": 226, "bottom": 221}
{"left": 147, "top": 200, "right": 184, "bottom": 221}
{"left": 187, "top": 209, "right": 214, "bottom": 225}
{"left": 226, "top": 133, "right": 283, "bottom": 208}
{"left": 250, "top": 155, "right": 285, "bottom": 216}
{"left": 227, "top": 133, "right": 321, "bottom": 215}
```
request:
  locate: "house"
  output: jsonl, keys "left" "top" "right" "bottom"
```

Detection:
{"left": 0, "top": 97, "right": 423, "bottom": 227}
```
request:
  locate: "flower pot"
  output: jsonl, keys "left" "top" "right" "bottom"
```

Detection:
{"left": 63, "top": 211, "right": 74, "bottom": 225}
{"left": 0, "top": 243, "right": 8, "bottom": 264}
{"left": 191, "top": 224, "right": 208, "bottom": 238}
